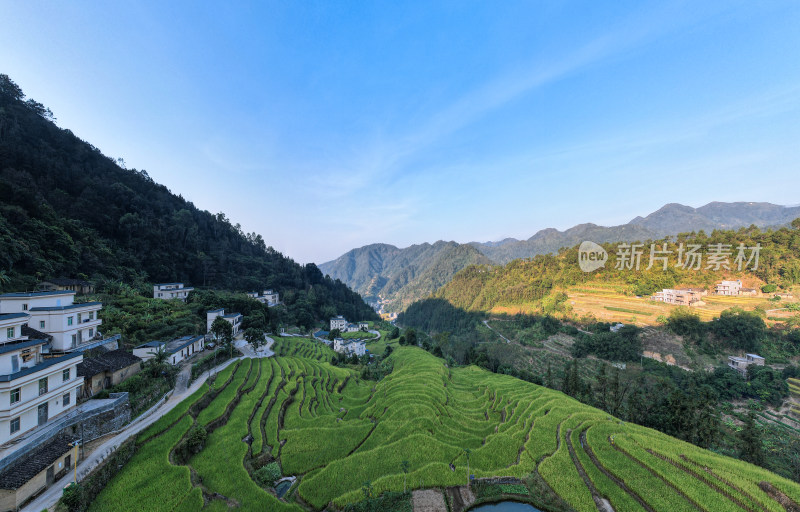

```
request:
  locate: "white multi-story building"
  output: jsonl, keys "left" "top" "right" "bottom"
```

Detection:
{"left": 333, "top": 338, "right": 366, "bottom": 357}
{"left": 0, "top": 313, "right": 83, "bottom": 445}
{"left": 153, "top": 283, "right": 194, "bottom": 301}
{"left": 330, "top": 316, "right": 347, "bottom": 331}
{"left": 715, "top": 280, "right": 742, "bottom": 296}
{"left": 0, "top": 291, "right": 106, "bottom": 353}
{"left": 206, "top": 309, "right": 243, "bottom": 337}
{"left": 248, "top": 290, "right": 280, "bottom": 307}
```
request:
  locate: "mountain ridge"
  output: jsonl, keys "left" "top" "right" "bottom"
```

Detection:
{"left": 321, "top": 201, "right": 799, "bottom": 312}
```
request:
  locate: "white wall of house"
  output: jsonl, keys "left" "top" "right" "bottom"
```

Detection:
{"left": 0, "top": 316, "right": 28, "bottom": 344}
{"left": 0, "top": 352, "right": 82, "bottom": 445}
{"left": 153, "top": 283, "right": 194, "bottom": 300}
{"left": 28, "top": 304, "right": 103, "bottom": 351}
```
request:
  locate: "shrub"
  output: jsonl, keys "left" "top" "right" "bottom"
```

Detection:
{"left": 762, "top": 284, "right": 778, "bottom": 293}
{"left": 254, "top": 462, "right": 282, "bottom": 487}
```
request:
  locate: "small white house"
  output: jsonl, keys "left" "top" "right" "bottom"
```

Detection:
{"left": 358, "top": 321, "right": 369, "bottom": 331}
{"left": 153, "top": 283, "right": 194, "bottom": 301}
{"left": 715, "top": 280, "right": 742, "bottom": 296}
{"left": 247, "top": 290, "right": 280, "bottom": 307}
{"left": 133, "top": 335, "right": 205, "bottom": 365}
{"left": 206, "top": 309, "right": 243, "bottom": 336}
{"left": 330, "top": 316, "right": 348, "bottom": 331}
{"left": 0, "top": 313, "right": 83, "bottom": 445}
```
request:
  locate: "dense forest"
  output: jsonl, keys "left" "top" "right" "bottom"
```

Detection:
{"left": 435, "top": 222, "right": 800, "bottom": 312}
{"left": 0, "top": 74, "right": 376, "bottom": 324}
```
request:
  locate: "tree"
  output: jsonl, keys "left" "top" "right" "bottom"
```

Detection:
{"left": 211, "top": 316, "right": 234, "bottom": 365}
{"left": 328, "top": 328, "right": 341, "bottom": 340}
{"left": 405, "top": 329, "right": 417, "bottom": 346}
{"left": 361, "top": 480, "right": 373, "bottom": 498}
{"left": 150, "top": 345, "right": 169, "bottom": 377}
{"left": 244, "top": 327, "right": 264, "bottom": 352}
{"left": 739, "top": 411, "right": 765, "bottom": 467}
{"left": 400, "top": 460, "right": 410, "bottom": 492}
{"left": 389, "top": 327, "right": 400, "bottom": 339}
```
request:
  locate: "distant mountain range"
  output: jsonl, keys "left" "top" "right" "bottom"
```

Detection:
{"left": 320, "top": 202, "right": 800, "bottom": 312}
{"left": 318, "top": 241, "right": 491, "bottom": 312}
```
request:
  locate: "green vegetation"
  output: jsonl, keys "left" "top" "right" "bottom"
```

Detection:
{"left": 89, "top": 348, "right": 800, "bottom": 511}
{"left": 271, "top": 337, "right": 335, "bottom": 362}
{"left": 0, "top": 74, "right": 376, "bottom": 327}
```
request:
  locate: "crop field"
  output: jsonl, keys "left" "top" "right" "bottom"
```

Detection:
{"left": 271, "top": 337, "right": 335, "bottom": 362}
{"left": 91, "top": 348, "right": 800, "bottom": 511}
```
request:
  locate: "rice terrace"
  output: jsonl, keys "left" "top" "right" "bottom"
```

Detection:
{"left": 90, "top": 347, "right": 800, "bottom": 512}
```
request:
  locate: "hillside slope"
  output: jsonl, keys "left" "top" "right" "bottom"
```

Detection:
{"left": 0, "top": 74, "right": 375, "bottom": 323}
{"left": 91, "top": 348, "right": 800, "bottom": 511}
{"left": 437, "top": 223, "right": 800, "bottom": 313}
{"left": 319, "top": 240, "right": 492, "bottom": 312}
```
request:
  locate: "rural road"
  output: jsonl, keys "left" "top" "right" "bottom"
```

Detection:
{"left": 482, "top": 320, "right": 511, "bottom": 344}
{"left": 23, "top": 356, "right": 241, "bottom": 512}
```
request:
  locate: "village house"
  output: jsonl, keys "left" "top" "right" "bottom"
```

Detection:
{"left": 248, "top": 290, "right": 280, "bottom": 307}
{"left": 728, "top": 353, "right": 766, "bottom": 376}
{"left": 77, "top": 350, "right": 142, "bottom": 398}
{"left": 715, "top": 280, "right": 742, "bottom": 296}
{"left": 0, "top": 434, "right": 76, "bottom": 511}
{"left": 651, "top": 288, "right": 706, "bottom": 306}
{"left": 358, "top": 321, "right": 369, "bottom": 331}
{"left": 0, "top": 312, "right": 83, "bottom": 446}
{"left": 37, "top": 278, "right": 94, "bottom": 295}
{"left": 330, "top": 315, "right": 348, "bottom": 331}
{"left": 133, "top": 335, "right": 205, "bottom": 366}
{"left": 152, "top": 282, "right": 194, "bottom": 301}
{"left": 206, "top": 309, "right": 243, "bottom": 337}
{"left": 333, "top": 338, "right": 367, "bottom": 357}
{"left": 0, "top": 291, "right": 115, "bottom": 354}
{"left": 740, "top": 287, "right": 758, "bottom": 296}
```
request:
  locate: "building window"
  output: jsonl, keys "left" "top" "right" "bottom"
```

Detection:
{"left": 6, "top": 327, "right": 13, "bottom": 339}
{"left": 10, "top": 388, "right": 20, "bottom": 404}
{"left": 22, "top": 304, "right": 28, "bottom": 311}
{"left": 40, "top": 320, "right": 45, "bottom": 329}
{"left": 88, "top": 312, "right": 94, "bottom": 320}
{"left": 71, "top": 334, "right": 77, "bottom": 347}
{"left": 67, "top": 316, "right": 74, "bottom": 326}
{"left": 10, "top": 417, "right": 20, "bottom": 434}
{"left": 77, "top": 313, "right": 82, "bottom": 323}
{"left": 89, "top": 328, "right": 94, "bottom": 338}
{"left": 63, "top": 392, "right": 71, "bottom": 407}
{"left": 38, "top": 377, "right": 48, "bottom": 395}
{"left": 63, "top": 369, "right": 70, "bottom": 382}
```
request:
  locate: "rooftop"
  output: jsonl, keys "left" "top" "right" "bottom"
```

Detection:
{"left": 0, "top": 290, "right": 75, "bottom": 298}
{"left": 29, "top": 301, "right": 102, "bottom": 312}
{"left": 0, "top": 434, "right": 74, "bottom": 489}
{"left": 0, "top": 339, "right": 46, "bottom": 356}
{"left": 0, "top": 352, "right": 81, "bottom": 382}
{"left": 0, "top": 312, "right": 29, "bottom": 321}
{"left": 78, "top": 350, "right": 142, "bottom": 377}
{"left": 222, "top": 313, "right": 241, "bottom": 319}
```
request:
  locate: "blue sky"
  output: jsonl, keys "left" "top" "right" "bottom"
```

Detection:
{"left": 2, "top": 1, "right": 800, "bottom": 264}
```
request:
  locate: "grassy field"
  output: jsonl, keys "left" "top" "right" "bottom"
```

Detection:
{"left": 89, "top": 348, "right": 800, "bottom": 511}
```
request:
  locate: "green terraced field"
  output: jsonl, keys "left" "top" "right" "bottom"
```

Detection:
{"left": 271, "top": 337, "right": 336, "bottom": 362}
{"left": 90, "top": 349, "right": 800, "bottom": 511}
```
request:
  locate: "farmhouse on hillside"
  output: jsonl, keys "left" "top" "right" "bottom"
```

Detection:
{"left": 133, "top": 335, "right": 205, "bottom": 365}
{"left": 153, "top": 282, "right": 194, "bottom": 301}
{"left": 77, "top": 350, "right": 142, "bottom": 398}
{"left": 206, "top": 309, "right": 243, "bottom": 337}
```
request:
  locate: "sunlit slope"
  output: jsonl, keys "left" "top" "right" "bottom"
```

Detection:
{"left": 91, "top": 349, "right": 800, "bottom": 511}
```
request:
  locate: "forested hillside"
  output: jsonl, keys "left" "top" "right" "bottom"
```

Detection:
{"left": 438, "top": 223, "right": 800, "bottom": 312}
{"left": 0, "top": 74, "right": 376, "bottom": 323}
{"left": 319, "top": 240, "right": 491, "bottom": 311}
